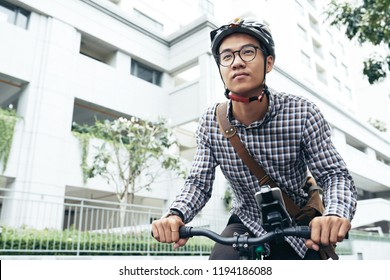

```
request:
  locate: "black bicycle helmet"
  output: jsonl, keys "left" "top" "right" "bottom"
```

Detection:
{"left": 210, "top": 17, "right": 275, "bottom": 62}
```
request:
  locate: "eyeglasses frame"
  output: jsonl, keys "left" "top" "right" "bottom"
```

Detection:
{"left": 216, "top": 44, "right": 263, "bottom": 67}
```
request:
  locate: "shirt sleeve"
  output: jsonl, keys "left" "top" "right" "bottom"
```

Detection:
{"left": 169, "top": 110, "right": 218, "bottom": 223}
{"left": 302, "top": 102, "right": 357, "bottom": 221}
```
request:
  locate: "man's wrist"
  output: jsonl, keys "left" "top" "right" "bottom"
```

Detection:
{"left": 162, "top": 208, "right": 184, "bottom": 222}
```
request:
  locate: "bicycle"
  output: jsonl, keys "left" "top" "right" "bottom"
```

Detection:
{"left": 178, "top": 224, "right": 310, "bottom": 260}
{"left": 157, "top": 185, "right": 312, "bottom": 260}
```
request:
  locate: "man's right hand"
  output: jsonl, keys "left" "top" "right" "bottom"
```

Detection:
{"left": 151, "top": 215, "right": 188, "bottom": 249}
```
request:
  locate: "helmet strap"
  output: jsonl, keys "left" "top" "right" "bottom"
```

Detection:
{"left": 224, "top": 88, "right": 230, "bottom": 99}
{"left": 228, "top": 84, "right": 266, "bottom": 103}
{"left": 222, "top": 50, "right": 270, "bottom": 103}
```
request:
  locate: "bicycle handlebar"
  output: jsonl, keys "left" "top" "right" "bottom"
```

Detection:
{"left": 179, "top": 225, "right": 311, "bottom": 246}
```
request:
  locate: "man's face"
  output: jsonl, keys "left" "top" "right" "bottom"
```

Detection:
{"left": 218, "top": 33, "right": 273, "bottom": 96}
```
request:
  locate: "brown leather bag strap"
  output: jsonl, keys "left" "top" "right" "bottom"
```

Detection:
{"left": 216, "top": 102, "right": 301, "bottom": 217}
{"left": 216, "top": 103, "right": 274, "bottom": 184}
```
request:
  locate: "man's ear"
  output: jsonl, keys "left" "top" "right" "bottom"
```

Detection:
{"left": 266, "top": 56, "right": 274, "bottom": 73}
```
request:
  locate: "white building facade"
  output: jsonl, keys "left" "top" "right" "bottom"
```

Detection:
{"left": 0, "top": 0, "right": 390, "bottom": 258}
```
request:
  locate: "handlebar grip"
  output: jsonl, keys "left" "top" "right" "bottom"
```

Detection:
{"left": 179, "top": 226, "right": 193, "bottom": 238}
{"left": 297, "top": 226, "right": 311, "bottom": 239}
{"left": 283, "top": 226, "right": 311, "bottom": 239}
{"left": 150, "top": 226, "right": 194, "bottom": 238}
{"left": 151, "top": 226, "right": 193, "bottom": 238}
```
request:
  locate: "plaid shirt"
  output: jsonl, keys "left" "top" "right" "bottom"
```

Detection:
{"left": 171, "top": 90, "right": 357, "bottom": 258}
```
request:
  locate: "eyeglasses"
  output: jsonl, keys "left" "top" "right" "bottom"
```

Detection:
{"left": 217, "top": 45, "right": 261, "bottom": 67}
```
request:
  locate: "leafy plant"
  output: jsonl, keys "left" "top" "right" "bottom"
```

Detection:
{"left": 0, "top": 226, "right": 213, "bottom": 256}
{"left": 223, "top": 183, "right": 233, "bottom": 211}
{"left": 0, "top": 108, "right": 21, "bottom": 173}
{"left": 325, "top": 0, "right": 390, "bottom": 84}
{"left": 72, "top": 117, "right": 187, "bottom": 228}
{"left": 368, "top": 117, "right": 387, "bottom": 132}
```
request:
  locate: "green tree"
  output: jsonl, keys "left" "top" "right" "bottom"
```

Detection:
{"left": 72, "top": 116, "right": 186, "bottom": 228}
{"left": 325, "top": 0, "right": 390, "bottom": 84}
{"left": 368, "top": 117, "right": 387, "bottom": 132}
{"left": 0, "top": 108, "right": 20, "bottom": 173}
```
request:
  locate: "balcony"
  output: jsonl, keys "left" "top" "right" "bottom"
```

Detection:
{"left": 343, "top": 145, "right": 390, "bottom": 193}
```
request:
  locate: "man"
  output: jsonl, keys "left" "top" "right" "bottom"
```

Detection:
{"left": 152, "top": 18, "right": 357, "bottom": 259}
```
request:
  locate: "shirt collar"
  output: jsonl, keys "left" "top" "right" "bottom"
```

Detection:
{"left": 227, "top": 90, "right": 280, "bottom": 128}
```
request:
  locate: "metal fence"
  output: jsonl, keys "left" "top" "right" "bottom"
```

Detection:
{"left": 2, "top": 187, "right": 390, "bottom": 259}
{"left": 0, "top": 187, "right": 225, "bottom": 256}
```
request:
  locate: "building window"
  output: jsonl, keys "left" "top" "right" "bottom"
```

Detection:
{"left": 72, "top": 99, "right": 132, "bottom": 126}
{"left": 346, "top": 136, "right": 366, "bottom": 154}
{"left": 0, "top": 77, "right": 22, "bottom": 110}
{"left": 326, "top": 30, "right": 334, "bottom": 44}
{"left": 301, "top": 51, "right": 311, "bottom": 68}
{"left": 309, "top": 14, "right": 320, "bottom": 34}
{"left": 297, "top": 25, "right": 308, "bottom": 41}
{"left": 307, "top": 0, "right": 317, "bottom": 9}
{"left": 312, "top": 38, "right": 323, "bottom": 58}
{"left": 344, "top": 86, "right": 352, "bottom": 100}
{"left": 337, "top": 41, "right": 345, "bottom": 54}
{"left": 341, "top": 63, "right": 349, "bottom": 76}
{"left": 79, "top": 33, "right": 116, "bottom": 65}
{"left": 330, "top": 52, "right": 337, "bottom": 67}
{"left": 0, "top": 0, "right": 30, "bottom": 29}
{"left": 377, "top": 152, "right": 390, "bottom": 166}
{"left": 315, "top": 64, "right": 327, "bottom": 84}
{"left": 333, "top": 76, "right": 341, "bottom": 91}
{"left": 131, "top": 60, "right": 162, "bottom": 86}
{"left": 295, "top": 0, "right": 304, "bottom": 16}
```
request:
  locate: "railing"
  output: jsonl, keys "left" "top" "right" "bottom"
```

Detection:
{"left": 1, "top": 187, "right": 390, "bottom": 258}
{"left": 0, "top": 188, "right": 224, "bottom": 256}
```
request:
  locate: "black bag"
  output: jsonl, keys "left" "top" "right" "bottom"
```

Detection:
{"left": 293, "top": 177, "right": 324, "bottom": 225}
{"left": 292, "top": 177, "right": 338, "bottom": 260}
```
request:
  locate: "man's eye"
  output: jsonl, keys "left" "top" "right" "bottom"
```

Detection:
{"left": 222, "top": 53, "right": 233, "bottom": 61}
{"left": 242, "top": 49, "right": 254, "bottom": 56}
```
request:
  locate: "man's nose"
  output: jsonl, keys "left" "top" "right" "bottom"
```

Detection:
{"left": 231, "top": 51, "right": 245, "bottom": 66}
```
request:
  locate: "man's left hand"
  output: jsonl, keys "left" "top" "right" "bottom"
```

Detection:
{"left": 305, "top": 215, "right": 351, "bottom": 251}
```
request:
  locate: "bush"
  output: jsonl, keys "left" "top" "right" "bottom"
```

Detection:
{"left": 0, "top": 226, "right": 214, "bottom": 256}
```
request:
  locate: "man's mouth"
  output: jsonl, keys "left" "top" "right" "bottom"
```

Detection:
{"left": 232, "top": 72, "right": 249, "bottom": 79}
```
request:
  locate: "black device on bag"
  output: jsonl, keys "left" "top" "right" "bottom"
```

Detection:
{"left": 255, "top": 185, "right": 292, "bottom": 234}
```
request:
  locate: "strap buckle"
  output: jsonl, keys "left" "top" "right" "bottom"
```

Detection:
{"left": 224, "top": 126, "right": 237, "bottom": 138}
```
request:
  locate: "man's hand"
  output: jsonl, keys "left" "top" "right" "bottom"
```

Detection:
{"left": 151, "top": 215, "right": 188, "bottom": 249}
{"left": 305, "top": 215, "right": 351, "bottom": 251}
